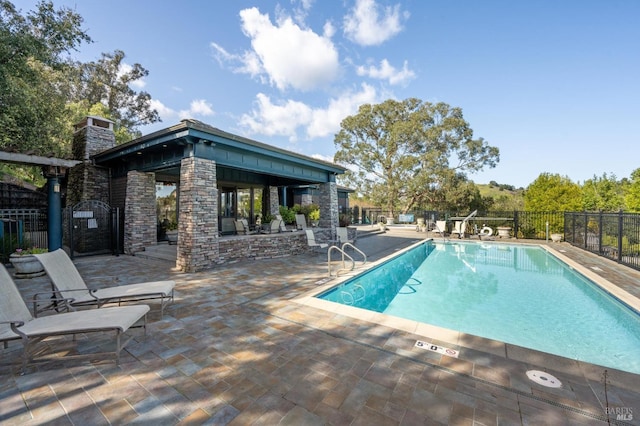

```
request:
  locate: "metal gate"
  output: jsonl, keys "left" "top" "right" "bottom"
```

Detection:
{"left": 66, "top": 200, "right": 120, "bottom": 258}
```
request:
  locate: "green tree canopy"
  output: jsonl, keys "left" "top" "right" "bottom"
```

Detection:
{"left": 0, "top": 0, "right": 90, "bottom": 154}
{"left": 624, "top": 168, "right": 640, "bottom": 212}
{"left": 334, "top": 98, "right": 499, "bottom": 217}
{"left": 66, "top": 49, "right": 160, "bottom": 143}
{"left": 581, "top": 173, "right": 625, "bottom": 212}
{"left": 524, "top": 173, "right": 582, "bottom": 211}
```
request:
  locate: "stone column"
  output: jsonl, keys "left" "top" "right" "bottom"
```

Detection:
{"left": 176, "top": 156, "right": 219, "bottom": 272}
{"left": 319, "top": 182, "right": 339, "bottom": 231}
{"left": 123, "top": 171, "right": 156, "bottom": 254}
{"left": 269, "top": 186, "right": 280, "bottom": 216}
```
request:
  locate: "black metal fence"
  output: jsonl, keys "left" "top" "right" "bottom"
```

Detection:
{"left": 565, "top": 210, "right": 640, "bottom": 271}
{"left": 347, "top": 207, "right": 640, "bottom": 271}
{"left": 0, "top": 209, "right": 48, "bottom": 263}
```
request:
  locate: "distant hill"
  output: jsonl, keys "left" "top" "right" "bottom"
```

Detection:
{"left": 477, "top": 183, "right": 525, "bottom": 210}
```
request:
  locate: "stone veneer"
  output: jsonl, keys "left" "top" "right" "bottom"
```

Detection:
{"left": 177, "top": 156, "right": 219, "bottom": 272}
{"left": 68, "top": 117, "right": 115, "bottom": 204}
{"left": 269, "top": 186, "right": 280, "bottom": 216}
{"left": 218, "top": 232, "right": 310, "bottom": 263}
{"left": 319, "top": 182, "right": 339, "bottom": 237}
{"left": 123, "top": 171, "right": 156, "bottom": 254}
{"left": 72, "top": 121, "right": 115, "bottom": 160}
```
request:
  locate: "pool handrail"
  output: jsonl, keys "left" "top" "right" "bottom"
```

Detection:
{"left": 327, "top": 243, "right": 367, "bottom": 277}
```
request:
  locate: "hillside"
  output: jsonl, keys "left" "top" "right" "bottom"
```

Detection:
{"left": 477, "top": 183, "right": 525, "bottom": 211}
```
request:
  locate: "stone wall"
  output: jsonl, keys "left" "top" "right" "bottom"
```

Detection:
{"left": 66, "top": 163, "right": 110, "bottom": 205}
{"left": 177, "top": 157, "right": 219, "bottom": 272}
{"left": 218, "top": 232, "right": 310, "bottom": 263}
{"left": 123, "top": 171, "right": 156, "bottom": 254}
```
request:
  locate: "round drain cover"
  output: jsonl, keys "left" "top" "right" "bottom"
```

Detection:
{"left": 526, "top": 370, "right": 562, "bottom": 388}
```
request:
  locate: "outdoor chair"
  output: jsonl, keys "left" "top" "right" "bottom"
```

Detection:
{"left": 434, "top": 220, "right": 448, "bottom": 235}
{"left": 0, "top": 264, "right": 149, "bottom": 374}
{"left": 451, "top": 221, "right": 467, "bottom": 238}
{"left": 235, "top": 219, "right": 256, "bottom": 235}
{"left": 295, "top": 214, "right": 307, "bottom": 230}
{"left": 34, "top": 249, "right": 175, "bottom": 318}
{"left": 261, "top": 219, "right": 281, "bottom": 234}
{"left": 336, "top": 227, "right": 354, "bottom": 245}
{"left": 275, "top": 214, "right": 291, "bottom": 232}
{"left": 305, "top": 229, "right": 328, "bottom": 250}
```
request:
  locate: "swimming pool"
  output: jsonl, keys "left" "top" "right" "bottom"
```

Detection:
{"left": 317, "top": 241, "right": 640, "bottom": 374}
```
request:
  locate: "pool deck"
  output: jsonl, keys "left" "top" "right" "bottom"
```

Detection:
{"left": 2, "top": 226, "right": 639, "bottom": 425}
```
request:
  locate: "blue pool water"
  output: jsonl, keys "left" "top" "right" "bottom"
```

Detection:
{"left": 318, "top": 241, "right": 640, "bottom": 374}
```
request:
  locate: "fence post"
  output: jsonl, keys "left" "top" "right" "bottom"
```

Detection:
{"left": 598, "top": 210, "right": 603, "bottom": 255}
{"left": 617, "top": 209, "right": 623, "bottom": 263}
{"left": 513, "top": 210, "right": 519, "bottom": 239}
{"left": 583, "top": 211, "right": 588, "bottom": 249}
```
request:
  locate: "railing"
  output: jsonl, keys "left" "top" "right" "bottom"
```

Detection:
{"left": 565, "top": 210, "right": 640, "bottom": 271}
{"left": 328, "top": 242, "right": 367, "bottom": 277}
{"left": 0, "top": 209, "right": 48, "bottom": 263}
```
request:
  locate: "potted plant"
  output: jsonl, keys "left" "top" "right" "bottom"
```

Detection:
{"left": 309, "top": 209, "right": 320, "bottom": 227}
{"left": 164, "top": 221, "right": 178, "bottom": 244}
{"left": 9, "top": 247, "right": 48, "bottom": 278}
{"left": 496, "top": 226, "right": 511, "bottom": 238}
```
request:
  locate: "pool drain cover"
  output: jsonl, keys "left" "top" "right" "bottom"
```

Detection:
{"left": 526, "top": 370, "right": 562, "bottom": 388}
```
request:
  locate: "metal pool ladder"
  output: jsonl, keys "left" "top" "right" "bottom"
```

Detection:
{"left": 327, "top": 243, "right": 367, "bottom": 277}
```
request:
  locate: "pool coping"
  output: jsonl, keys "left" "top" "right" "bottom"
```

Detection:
{"left": 294, "top": 238, "right": 640, "bottom": 387}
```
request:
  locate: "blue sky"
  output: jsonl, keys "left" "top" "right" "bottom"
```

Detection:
{"left": 17, "top": 0, "right": 640, "bottom": 188}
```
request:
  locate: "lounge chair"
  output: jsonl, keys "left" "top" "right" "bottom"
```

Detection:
{"left": 34, "top": 249, "right": 175, "bottom": 317}
{"left": 261, "top": 219, "right": 281, "bottom": 234}
{"left": 305, "top": 229, "right": 328, "bottom": 250}
{"left": 295, "top": 214, "right": 307, "bottom": 230}
{"left": 0, "top": 264, "right": 149, "bottom": 373}
{"left": 235, "top": 219, "right": 257, "bottom": 235}
{"left": 336, "top": 227, "right": 353, "bottom": 245}
{"left": 451, "top": 221, "right": 467, "bottom": 238}
{"left": 275, "top": 214, "right": 291, "bottom": 232}
{"left": 434, "top": 220, "right": 447, "bottom": 235}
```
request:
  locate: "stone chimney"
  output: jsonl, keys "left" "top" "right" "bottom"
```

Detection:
{"left": 67, "top": 116, "right": 115, "bottom": 205}
{"left": 72, "top": 116, "right": 116, "bottom": 161}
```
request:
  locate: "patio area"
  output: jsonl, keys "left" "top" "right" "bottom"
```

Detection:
{"left": 1, "top": 227, "right": 639, "bottom": 425}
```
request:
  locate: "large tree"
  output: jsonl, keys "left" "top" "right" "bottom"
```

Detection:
{"left": 524, "top": 173, "right": 582, "bottom": 211}
{"left": 0, "top": 0, "right": 90, "bottom": 154}
{"left": 334, "top": 98, "right": 499, "bottom": 217}
{"left": 581, "top": 173, "right": 625, "bottom": 212}
{"left": 624, "top": 168, "right": 640, "bottom": 212}
{"left": 66, "top": 49, "right": 160, "bottom": 143}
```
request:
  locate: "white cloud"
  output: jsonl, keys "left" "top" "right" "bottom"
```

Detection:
{"left": 150, "top": 99, "right": 215, "bottom": 121}
{"left": 184, "top": 99, "right": 215, "bottom": 117}
{"left": 311, "top": 153, "right": 335, "bottom": 163}
{"left": 306, "top": 83, "right": 377, "bottom": 138}
{"left": 149, "top": 99, "right": 175, "bottom": 118}
{"left": 343, "top": 0, "right": 408, "bottom": 46}
{"left": 239, "top": 83, "right": 378, "bottom": 141}
{"left": 212, "top": 7, "right": 340, "bottom": 92}
{"left": 240, "top": 93, "right": 312, "bottom": 141}
{"left": 356, "top": 59, "right": 415, "bottom": 85}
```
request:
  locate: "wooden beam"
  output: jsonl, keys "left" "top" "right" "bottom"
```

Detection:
{"left": 0, "top": 151, "right": 80, "bottom": 168}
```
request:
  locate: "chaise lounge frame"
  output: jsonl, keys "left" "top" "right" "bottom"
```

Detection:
{"left": 34, "top": 249, "right": 175, "bottom": 317}
{"left": 1, "top": 264, "right": 149, "bottom": 374}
